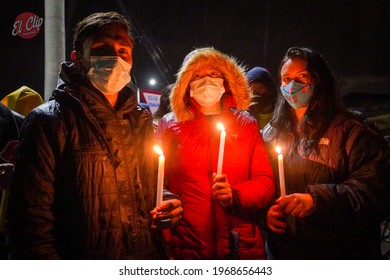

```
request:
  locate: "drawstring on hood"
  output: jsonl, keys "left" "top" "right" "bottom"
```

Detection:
{"left": 170, "top": 47, "right": 252, "bottom": 122}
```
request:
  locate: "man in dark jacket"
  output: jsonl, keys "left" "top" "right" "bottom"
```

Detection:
{"left": 8, "top": 11, "right": 182, "bottom": 260}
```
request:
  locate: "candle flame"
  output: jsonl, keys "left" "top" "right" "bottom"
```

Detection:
{"left": 275, "top": 145, "right": 282, "bottom": 154}
{"left": 217, "top": 122, "right": 225, "bottom": 131}
{"left": 153, "top": 145, "right": 163, "bottom": 156}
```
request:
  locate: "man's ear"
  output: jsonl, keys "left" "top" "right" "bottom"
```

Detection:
{"left": 71, "top": 51, "right": 77, "bottom": 62}
{"left": 71, "top": 51, "right": 80, "bottom": 65}
{"left": 71, "top": 51, "right": 87, "bottom": 71}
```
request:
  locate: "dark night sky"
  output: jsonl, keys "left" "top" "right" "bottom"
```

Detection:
{"left": 63, "top": 0, "right": 390, "bottom": 95}
{"left": 1, "top": 0, "right": 389, "bottom": 99}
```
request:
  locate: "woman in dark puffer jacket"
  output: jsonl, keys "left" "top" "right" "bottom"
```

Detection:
{"left": 263, "top": 46, "right": 390, "bottom": 260}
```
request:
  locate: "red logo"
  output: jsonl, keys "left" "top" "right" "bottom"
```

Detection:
{"left": 12, "top": 12, "right": 43, "bottom": 39}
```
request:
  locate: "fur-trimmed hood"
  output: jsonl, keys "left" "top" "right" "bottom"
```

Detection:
{"left": 170, "top": 47, "right": 252, "bottom": 122}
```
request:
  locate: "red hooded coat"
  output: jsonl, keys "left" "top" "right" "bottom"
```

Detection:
{"left": 156, "top": 47, "right": 275, "bottom": 259}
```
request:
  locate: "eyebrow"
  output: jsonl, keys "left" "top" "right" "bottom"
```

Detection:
{"left": 91, "top": 40, "right": 132, "bottom": 49}
{"left": 282, "top": 69, "right": 308, "bottom": 76}
{"left": 117, "top": 39, "right": 133, "bottom": 48}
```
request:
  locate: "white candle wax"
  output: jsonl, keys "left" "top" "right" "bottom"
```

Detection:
{"left": 154, "top": 145, "right": 165, "bottom": 207}
{"left": 156, "top": 154, "right": 165, "bottom": 206}
{"left": 276, "top": 146, "right": 286, "bottom": 197}
{"left": 217, "top": 123, "right": 226, "bottom": 175}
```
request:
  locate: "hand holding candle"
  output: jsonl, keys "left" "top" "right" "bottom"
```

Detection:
{"left": 275, "top": 145, "right": 286, "bottom": 197}
{"left": 216, "top": 122, "right": 226, "bottom": 175}
{"left": 153, "top": 145, "right": 165, "bottom": 207}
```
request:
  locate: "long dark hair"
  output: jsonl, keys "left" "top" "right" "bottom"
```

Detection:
{"left": 269, "top": 47, "right": 343, "bottom": 156}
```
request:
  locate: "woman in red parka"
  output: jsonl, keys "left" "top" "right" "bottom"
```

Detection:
{"left": 156, "top": 47, "right": 275, "bottom": 259}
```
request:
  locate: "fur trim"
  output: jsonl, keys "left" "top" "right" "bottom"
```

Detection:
{"left": 170, "top": 47, "right": 252, "bottom": 122}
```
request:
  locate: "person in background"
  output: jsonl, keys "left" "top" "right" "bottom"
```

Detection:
{"left": 156, "top": 47, "right": 275, "bottom": 259}
{"left": 1, "top": 86, "right": 43, "bottom": 117}
{"left": 246, "top": 67, "right": 277, "bottom": 130}
{"left": 152, "top": 83, "right": 174, "bottom": 129}
{"left": 262, "top": 46, "right": 390, "bottom": 259}
{"left": 0, "top": 103, "right": 24, "bottom": 164}
{"left": 0, "top": 161, "right": 13, "bottom": 259}
{"left": 8, "top": 11, "right": 182, "bottom": 260}
{"left": 0, "top": 103, "right": 24, "bottom": 259}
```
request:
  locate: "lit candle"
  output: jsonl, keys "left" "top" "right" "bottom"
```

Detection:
{"left": 153, "top": 145, "right": 165, "bottom": 207}
{"left": 275, "top": 145, "right": 286, "bottom": 197}
{"left": 217, "top": 122, "right": 226, "bottom": 175}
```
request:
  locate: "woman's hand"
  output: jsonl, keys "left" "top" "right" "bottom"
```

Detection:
{"left": 212, "top": 173, "right": 233, "bottom": 206}
{"left": 266, "top": 204, "right": 287, "bottom": 233}
{"left": 277, "top": 193, "right": 315, "bottom": 218}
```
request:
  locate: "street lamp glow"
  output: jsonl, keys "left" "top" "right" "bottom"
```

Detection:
{"left": 149, "top": 78, "right": 156, "bottom": 86}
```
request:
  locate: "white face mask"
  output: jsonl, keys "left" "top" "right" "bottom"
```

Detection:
{"left": 87, "top": 56, "right": 132, "bottom": 95}
{"left": 189, "top": 76, "right": 225, "bottom": 107}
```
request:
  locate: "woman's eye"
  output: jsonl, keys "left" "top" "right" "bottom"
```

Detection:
{"left": 119, "top": 49, "right": 131, "bottom": 56}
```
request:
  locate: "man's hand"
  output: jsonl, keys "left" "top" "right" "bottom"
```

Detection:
{"left": 150, "top": 198, "right": 183, "bottom": 229}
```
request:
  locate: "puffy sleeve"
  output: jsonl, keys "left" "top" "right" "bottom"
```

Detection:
{"left": 232, "top": 118, "right": 275, "bottom": 211}
{"left": 8, "top": 103, "right": 65, "bottom": 259}
{"left": 309, "top": 123, "right": 390, "bottom": 228}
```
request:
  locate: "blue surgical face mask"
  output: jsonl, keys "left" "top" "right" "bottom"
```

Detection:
{"left": 280, "top": 80, "right": 313, "bottom": 109}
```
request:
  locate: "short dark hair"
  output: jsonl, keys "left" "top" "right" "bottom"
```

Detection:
{"left": 72, "top": 11, "right": 133, "bottom": 54}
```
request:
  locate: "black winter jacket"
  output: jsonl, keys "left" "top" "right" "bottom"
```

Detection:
{"left": 262, "top": 112, "right": 390, "bottom": 259}
{"left": 9, "top": 62, "right": 168, "bottom": 259}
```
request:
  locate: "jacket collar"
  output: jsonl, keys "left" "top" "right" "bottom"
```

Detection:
{"left": 52, "top": 61, "right": 138, "bottom": 113}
